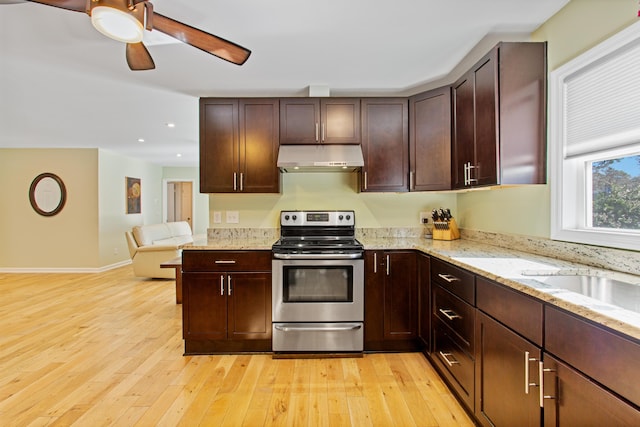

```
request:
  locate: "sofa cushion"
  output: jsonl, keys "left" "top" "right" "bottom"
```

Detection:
{"left": 166, "top": 221, "right": 192, "bottom": 237}
{"left": 152, "top": 235, "right": 193, "bottom": 246}
{"left": 132, "top": 223, "right": 171, "bottom": 247}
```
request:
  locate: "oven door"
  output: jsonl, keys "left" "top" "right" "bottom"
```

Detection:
{"left": 272, "top": 258, "right": 364, "bottom": 322}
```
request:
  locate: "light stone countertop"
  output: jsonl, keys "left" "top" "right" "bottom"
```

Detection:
{"left": 183, "top": 233, "right": 640, "bottom": 341}
{"left": 362, "top": 236, "right": 640, "bottom": 340}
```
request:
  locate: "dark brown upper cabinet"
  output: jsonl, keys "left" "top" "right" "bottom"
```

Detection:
{"left": 452, "top": 42, "right": 547, "bottom": 189}
{"left": 360, "top": 98, "right": 409, "bottom": 192}
{"left": 279, "top": 98, "right": 361, "bottom": 145}
{"left": 200, "top": 98, "right": 280, "bottom": 193}
{"left": 410, "top": 87, "right": 452, "bottom": 191}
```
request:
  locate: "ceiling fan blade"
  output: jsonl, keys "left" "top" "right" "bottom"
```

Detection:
{"left": 25, "top": 0, "right": 86, "bottom": 12}
{"left": 151, "top": 13, "right": 251, "bottom": 65}
{"left": 126, "top": 42, "right": 155, "bottom": 70}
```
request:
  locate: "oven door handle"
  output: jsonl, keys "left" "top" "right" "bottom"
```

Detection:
{"left": 272, "top": 253, "right": 363, "bottom": 260}
{"left": 274, "top": 323, "right": 362, "bottom": 332}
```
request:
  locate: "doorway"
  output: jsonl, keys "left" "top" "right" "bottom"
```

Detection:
{"left": 164, "top": 180, "right": 194, "bottom": 230}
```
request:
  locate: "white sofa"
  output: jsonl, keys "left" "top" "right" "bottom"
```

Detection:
{"left": 125, "top": 221, "right": 193, "bottom": 278}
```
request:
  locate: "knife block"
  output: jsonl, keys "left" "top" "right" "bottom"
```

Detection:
{"left": 432, "top": 218, "right": 460, "bottom": 241}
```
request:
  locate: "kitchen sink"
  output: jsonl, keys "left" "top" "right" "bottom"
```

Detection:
{"left": 523, "top": 273, "right": 640, "bottom": 314}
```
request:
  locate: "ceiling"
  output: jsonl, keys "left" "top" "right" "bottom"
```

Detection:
{"left": 0, "top": 0, "right": 569, "bottom": 167}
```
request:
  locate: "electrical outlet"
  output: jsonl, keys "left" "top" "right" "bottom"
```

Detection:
{"left": 113, "top": 247, "right": 119, "bottom": 255}
{"left": 213, "top": 211, "right": 222, "bottom": 224}
{"left": 419, "top": 211, "right": 430, "bottom": 224}
{"left": 226, "top": 211, "right": 239, "bottom": 224}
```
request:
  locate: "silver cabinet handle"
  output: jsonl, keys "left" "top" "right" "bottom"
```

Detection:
{"left": 220, "top": 275, "right": 224, "bottom": 296}
{"left": 524, "top": 351, "right": 538, "bottom": 394}
{"left": 373, "top": 252, "right": 377, "bottom": 274}
{"left": 410, "top": 171, "right": 414, "bottom": 190}
{"left": 467, "top": 162, "right": 478, "bottom": 185}
{"left": 315, "top": 122, "right": 319, "bottom": 142}
{"left": 439, "top": 351, "right": 460, "bottom": 367}
{"left": 228, "top": 276, "right": 232, "bottom": 296}
{"left": 463, "top": 162, "right": 468, "bottom": 186}
{"left": 538, "top": 361, "right": 555, "bottom": 407}
{"left": 321, "top": 122, "right": 325, "bottom": 143}
{"left": 215, "top": 260, "right": 237, "bottom": 264}
{"left": 363, "top": 171, "right": 368, "bottom": 190}
{"left": 239, "top": 172, "right": 244, "bottom": 191}
{"left": 438, "top": 308, "right": 461, "bottom": 321}
{"left": 233, "top": 172, "right": 237, "bottom": 191}
{"left": 438, "top": 273, "right": 460, "bottom": 283}
{"left": 386, "top": 254, "right": 390, "bottom": 276}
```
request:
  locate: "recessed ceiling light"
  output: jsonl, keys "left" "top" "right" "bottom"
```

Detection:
{"left": 137, "top": 138, "right": 145, "bottom": 142}
{"left": 176, "top": 153, "right": 182, "bottom": 157}
{"left": 166, "top": 123, "right": 175, "bottom": 128}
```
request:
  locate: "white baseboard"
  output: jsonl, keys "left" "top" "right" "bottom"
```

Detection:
{"left": 0, "top": 260, "right": 132, "bottom": 274}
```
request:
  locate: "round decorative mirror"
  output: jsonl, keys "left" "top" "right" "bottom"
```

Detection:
{"left": 29, "top": 172, "right": 67, "bottom": 216}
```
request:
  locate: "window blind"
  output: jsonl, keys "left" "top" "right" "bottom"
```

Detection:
{"left": 564, "top": 39, "right": 640, "bottom": 157}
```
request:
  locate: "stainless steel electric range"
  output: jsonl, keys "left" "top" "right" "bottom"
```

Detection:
{"left": 271, "top": 210, "right": 364, "bottom": 353}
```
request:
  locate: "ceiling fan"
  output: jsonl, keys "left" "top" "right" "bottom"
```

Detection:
{"left": 21, "top": 0, "right": 251, "bottom": 70}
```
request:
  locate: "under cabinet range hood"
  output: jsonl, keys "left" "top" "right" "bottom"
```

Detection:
{"left": 277, "top": 145, "right": 365, "bottom": 172}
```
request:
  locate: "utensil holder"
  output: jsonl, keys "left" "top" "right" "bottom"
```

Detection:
{"left": 432, "top": 218, "right": 460, "bottom": 241}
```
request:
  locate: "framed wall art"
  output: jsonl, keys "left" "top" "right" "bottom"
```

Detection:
{"left": 126, "top": 177, "right": 141, "bottom": 214}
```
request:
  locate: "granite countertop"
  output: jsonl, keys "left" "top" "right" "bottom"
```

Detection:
{"left": 183, "top": 234, "right": 640, "bottom": 340}
{"left": 362, "top": 236, "right": 640, "bottom": 340}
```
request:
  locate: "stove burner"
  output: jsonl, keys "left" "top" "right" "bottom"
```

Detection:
{"left": 272, "top": 210, "right": 362, "bottom": 258}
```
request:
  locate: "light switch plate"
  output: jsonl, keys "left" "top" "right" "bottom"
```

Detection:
{"left": 419, "top": 211, "right": 430, "bottom": 224}
{"left": 213, "top": 211, "right": 222, "bottom": 224}
{"left": 226, "top": 211, "right": 239, "bottom": 224}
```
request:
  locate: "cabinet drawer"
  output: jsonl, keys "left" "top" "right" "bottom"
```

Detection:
{"left": 433, "top": 285, "right": 474, "bottom": 352}
{"left": 183, "top": 250, "right": 272, "bottom": 272}
{"left": 431, "top": 258, "right": 475, "bottom": 304}
{"left": 545, "top": 306, "right": 640, "bottom": 407}
{"left": 476, "top": 277, "right": 543, "bottom": 346}
{"left": 433, "top": 319, "right": 474, "bottom": 409}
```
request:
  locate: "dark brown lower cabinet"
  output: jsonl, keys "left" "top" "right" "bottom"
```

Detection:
{"left": 475, "top": 311, "right": 541, "bottom": 427}
{"left": 542, "top": 354, "right": 640, "bottom": 426}
{"left": 364, "top": 250, "right": 418, "bottom": 351}
{"left": 182, "top": 250, "right": 272, "bottom": 354}
{"left": 417, "top": 252, "right": 431, "bottom": 352}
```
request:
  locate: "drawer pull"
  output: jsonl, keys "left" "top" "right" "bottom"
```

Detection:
{"left": 215, "top": 260, "right": 237, "bottom": 264}
{"left": 439, "top": 351, "right": 460, "bottom": 367}
{"left": 220, "top": 275, "right": 225, "bottom": 296}
{"left": 438, "top": 308, "right": 461, "bottom": 321}
{"left": 438, "top": 273, "right": 460, "bottom": 283}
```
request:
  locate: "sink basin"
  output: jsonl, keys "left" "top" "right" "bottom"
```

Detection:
{"left": 526, "top": 274, "right": 640, "bottom": 314}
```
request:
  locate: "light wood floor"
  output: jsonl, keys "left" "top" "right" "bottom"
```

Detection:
{"left": 0, "top": 267, "right": 474, "bottom": 426}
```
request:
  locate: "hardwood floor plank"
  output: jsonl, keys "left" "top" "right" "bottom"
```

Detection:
{"left": 0, "top": 268, "right": 473, "bottom": 426}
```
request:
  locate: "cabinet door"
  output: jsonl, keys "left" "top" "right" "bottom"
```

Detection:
{"left": 322, "top": 98, "right": 361, "bottom": 144}
{"left": 199, "top": 99, "right": 239, "bottom": 193}
{"left": 279, "top": 99, "right": 320, "bottom": 144}
{"left": 473, "top": 52, "right": 498, "bottom": 186}
{"left": 384, "top": 251, "right": 417, "bottom": 339}
{"left": 475, "top": 311, "right": 541, "bottom": 427}
{"left": 410, "top": 87, "right": 451, "bottom": 191}
{"left": 418, "top": 252, "right": 431, "bottom": 351}
{"left": 542, "top": 354, "right": 640, "bottom": 426}
{"left": 364, "top": 250, "right": 385, "bottom": 348}
{"left": 182, "top": 272, "right": 227, "bottom": 340}
{"left": 227, "top": 272, "right": 272, "bottom": 340}
{"left": 452, "top": 75, "right": 475, "bottom": 189}
{"left": 238, "top": 99, "right": 280, "bottom": 193}
{"left": 360, "top": 98, "right": 408, "bottom": 192}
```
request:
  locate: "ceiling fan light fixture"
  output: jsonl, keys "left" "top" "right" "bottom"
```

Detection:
{"left": 91, "top": 6, "right": 144, "bottom": 43}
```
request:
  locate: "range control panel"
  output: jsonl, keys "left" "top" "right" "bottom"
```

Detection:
{"left": 280, "top": 210, "right": 355, "bottom": 227}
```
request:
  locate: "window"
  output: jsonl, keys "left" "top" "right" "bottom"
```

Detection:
{"left": 550, "top": 21, "right": 640, "bottom": 251}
